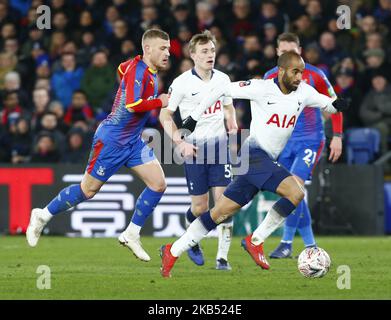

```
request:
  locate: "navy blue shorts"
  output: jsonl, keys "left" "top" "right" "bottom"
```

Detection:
{"left": 184, "top": 162, "right": 232, "bottom": 195}
{"left": 224, "top": 143, "right": 291, "bottom": 206}
{"left": 184, "top": 138, "right": 232, "bottom": 195}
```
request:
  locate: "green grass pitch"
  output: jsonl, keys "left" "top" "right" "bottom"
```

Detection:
{"left": 1, "top": 235, "right": 390, "bottom": 300}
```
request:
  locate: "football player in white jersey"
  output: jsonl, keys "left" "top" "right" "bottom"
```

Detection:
{"left": 159, "top": 30, "right": 238, "bottom": 270}
{"left": 160, "top": 51, "right": 348, "bottom": 277}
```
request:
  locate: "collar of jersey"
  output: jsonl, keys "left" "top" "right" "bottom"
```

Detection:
{"left": 136, "top": 55, "right": 157, "bottom": 74}
{"left": 192, "top": 68, "right": 214, "bottom": 80}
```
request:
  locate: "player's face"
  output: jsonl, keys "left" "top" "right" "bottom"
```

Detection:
{"left": 277, "top": 41, "right": 301, "bottom": 56}
{"left": 191, "top": 41, "right": 216, "bottom": 71}
{"left": 148, "top": 38, "right": 171, "bottom": 70}
{"left": 281, "top": 58, "right": 305, "bottom": 91}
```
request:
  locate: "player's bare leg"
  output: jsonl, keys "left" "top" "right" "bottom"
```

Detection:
{"left": 212, "top": 186, "right": 233, "bottom": 270}
{"left": 161, "top": 195, "right": 240, "bottom": 277}
{"left": 27, "top": 173, "right": 103, "bottom": 247}
{"left": 186, "top": 193, "right": 209, "bottom": 265}
{"left": 119, "top": 159, "right": 166, "bottom": 262}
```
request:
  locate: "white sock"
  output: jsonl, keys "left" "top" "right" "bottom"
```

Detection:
{"left": 216, "top": 221, "right": 233, "bottom": 261}
{"left": 251, "top": 208, "right": 286, "bottom": 245}
{"left": 125, "top": 222, "right": 142, "bottom": 237}
{"left": 42, "top": 207, "right": 54, "bottom": 222}
{"left": 171, "top": 218, "right": 209, "bottom": 257}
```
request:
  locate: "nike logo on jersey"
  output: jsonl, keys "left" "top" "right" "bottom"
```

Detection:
{"left": 267, "top": 101, "right": 276, "bottom": 105}
{"left": 135, "top": 80, "right": 141, "bottom": 86}
{"left": 191, "top": 92, "right": 199, "bottom": 96}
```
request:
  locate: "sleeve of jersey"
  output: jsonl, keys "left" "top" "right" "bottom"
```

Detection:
{"left": 190, "top": 79, "right": 262, "bottom": 121}
{"left": 303, "top": 84, "right": 337, "bottom": 113}
{"left": 117, "top": 60, "right": 130, "bottom": 80}
{"left": 166, "top": 80, "right": 184, "bottom": 112}
{"left": 124, "top": 69, "right": 162, "bottom": 113}
{"left": 313, "top": 70, "right": 343, "bottom": 134}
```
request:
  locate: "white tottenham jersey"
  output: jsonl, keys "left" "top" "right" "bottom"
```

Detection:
{"left": 191, "top": 78, "right": 337, "bottom": 160}
{"left": 167, "top": 68, "right": 233, "bottom": 142}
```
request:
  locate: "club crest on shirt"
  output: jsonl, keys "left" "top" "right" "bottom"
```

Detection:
{"left": 97, "top": 166, "right": 106, "bottom": 176}
{"left": 239, "top": 80, "right": 251, "bottom": 87}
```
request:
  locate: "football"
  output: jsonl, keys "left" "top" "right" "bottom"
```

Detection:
{"left": 297, "top": 247, "right": 331, "bottom": 278}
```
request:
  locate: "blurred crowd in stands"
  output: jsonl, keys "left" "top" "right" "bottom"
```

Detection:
{"left": 0, "top": 0, "right": 391, "bottom": 164}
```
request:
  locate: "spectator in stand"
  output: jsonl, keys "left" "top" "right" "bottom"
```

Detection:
{"left": 9, "top": 117, "right": 32, "bottom": 164}
{"left": 106, "top": 19, "right": 130, "bottom": 59}
{"left": 256, "top": 1, "right": 285, "bottom": 34}
{"left": 303, "top": 42, "right": 330, "bottom": 77}
{"left": 230, "top": 0, "right": 255, "bottom": 40}
{"left": 263, "top": 23, "right": 278, "bottom": 46}
{"left": 81, "top": 51, "right": 115, "bottom": 112}
{"left": 30, "top": 132, "right": 61, "bottom": 163}
{"left": 318, "top": 31, "right": 345, "bottom": 69}
{"left": 0, "top": 91, "right": 23, "bottom": 127}
{"left": 51, "top": 53, "right": 84, "bottom": 109}
{"left": 305, "top": 0, "right": 326, "bottom": 33}
{"left": 333, "top": 68, "right": 363, "bottom": 129}
{"left": 0, "top": 51, "right": 17, "bottom": 90}
{"left": 48, "top": 31, "right": 67, "bottom": 61}
{"left": 2, "top": 71, "right": 30, "bottom": 110}
{"left": 63, "top": 90, "right": 94, "bottom": 127}
{"left": 360, "top": 71, "right": 391, "bottom": 156}
{"left": 31, "top": 87, "right": 50, "bottom": 132}
{"left": 362, "top": 48, "right": 391, "bottom": 92}
{"left": 196, "top": 2, "right": 218, "bottom": 32}
{"left": 61, "top": 128, "right": 89, "bottom": 164}
{"left": 38, "top": 111, "right": 66, "bottom": 153}
{"left": 290, "top": 14, "right": 318, "bottom": 48}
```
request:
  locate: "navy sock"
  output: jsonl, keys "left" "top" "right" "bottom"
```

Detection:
{"left": 199, "top": 211, "right": 218, "bottom": 231}
{"left": 272, "top": 197, "right": 296, "bottom": 218}
{"left": 131, "top": 187, "right": 164, "bottom": 227}
{"left": 47, "top": 184, "right": 87, "bottom": 215}
{"left": 186, "top": 208, "right": 197, "bottom": 224}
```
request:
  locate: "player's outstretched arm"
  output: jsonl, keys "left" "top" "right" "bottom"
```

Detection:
{"left": 182, "top": 79, "right": 263, "bottom": 133}
{"left": 304, "top": 85, "right": 349, "bottom": 114}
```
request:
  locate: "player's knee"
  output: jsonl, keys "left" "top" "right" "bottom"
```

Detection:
{"left": 149, "top": 180, "right": 167, "bottom": 193}
{"left": 288, "top": 188, "right": 304, "bottom": 206}
{"left": 191, "top": 203, "right": 209, "bottom": 215}
{"left": 82, "top": 187, "right": 99, "bottom": 199}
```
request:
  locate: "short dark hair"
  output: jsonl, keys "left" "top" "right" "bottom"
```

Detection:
{"left": 141, "top": 29, "right": 169, "bottom": 46}
{"left": 277, "top": 51, "right": 303, "bottom": 68}
{"left": 189, "top": 30, "right": 216, "bottom": 53}
{"left": 277, "top": 32, "right": 300, "bottom": 47}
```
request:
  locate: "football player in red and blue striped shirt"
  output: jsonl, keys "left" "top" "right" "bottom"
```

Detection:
{"left": 27, "top": 29, "right": 170, "bottom": 262}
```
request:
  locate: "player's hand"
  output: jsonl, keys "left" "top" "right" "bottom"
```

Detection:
{"left": 177, "top": 141, "right": 198, "bottom": 159}
{"left": 158, "top": 93, "right": 169, "bottom": 108}
{"left": 332, "top": 98, "right": 349, "bottom": 112}
{"left": 226, "top": 119, "right": 238, "bottom": 135}
{"left": 328, "top": 136, "right": 342, "bottom": 163}
{"left": 181, "top": 116, "right": 197, "bottom": 134}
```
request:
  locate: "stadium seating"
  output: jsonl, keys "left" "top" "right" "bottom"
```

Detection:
{"left": 345, "top": 128, "right": 381, "bottom": 164}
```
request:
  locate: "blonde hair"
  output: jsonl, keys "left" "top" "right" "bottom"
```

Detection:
{"left": 188, "top": 30, "right": 216, "bottom": 53}
{"left": 141, "top": 28, "right": 169, "bottom": 47}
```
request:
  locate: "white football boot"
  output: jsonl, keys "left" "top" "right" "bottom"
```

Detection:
{"left": 26, "top": 208, "right": 52, "bottom": 247}
{"left": 118, "top": 231, "right": 151, "bottom": 262}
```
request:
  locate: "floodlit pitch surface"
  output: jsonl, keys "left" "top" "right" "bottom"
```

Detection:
{"left": 1, "top": 236, "right": 390, "bottom": 299}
